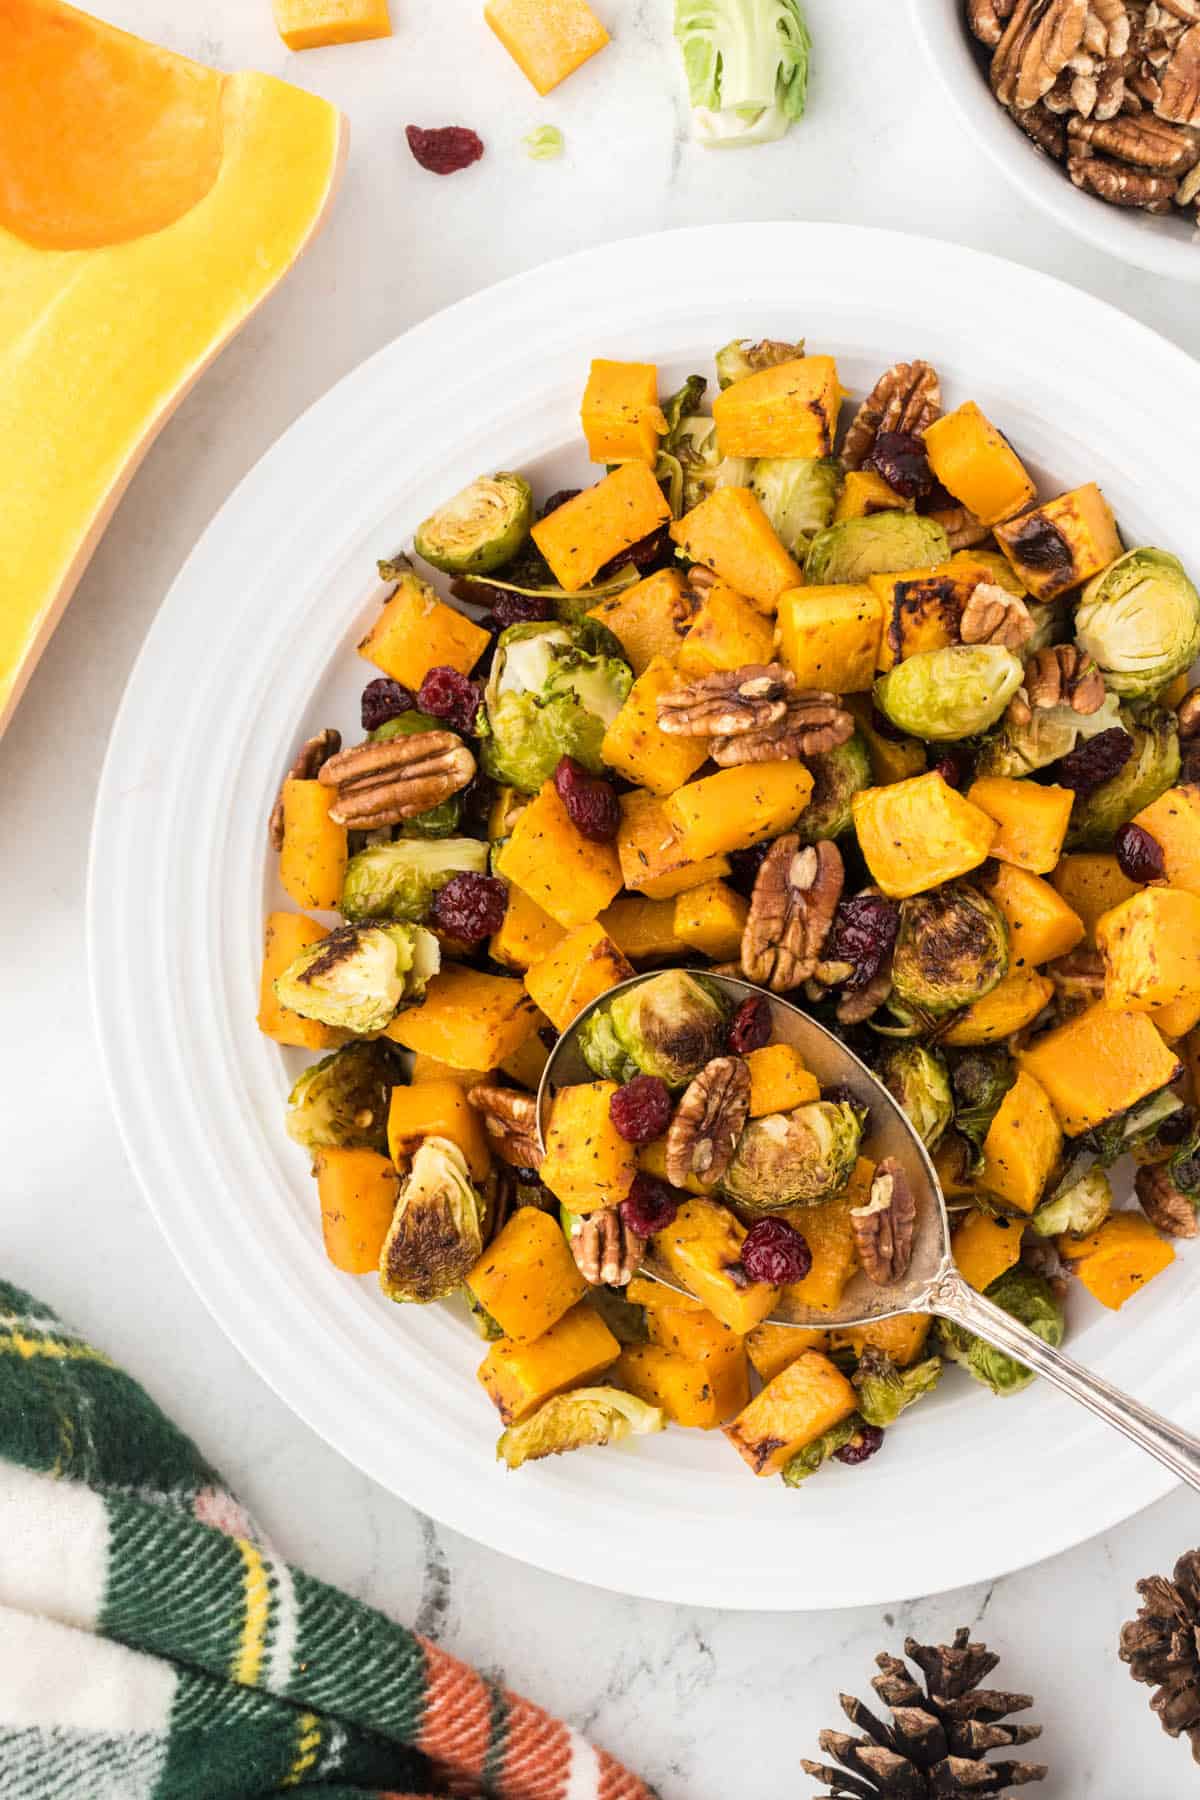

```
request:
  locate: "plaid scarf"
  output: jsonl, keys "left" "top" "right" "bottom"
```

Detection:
{"left": 0, "top": 1279, "right": 654, "bottom": 1800}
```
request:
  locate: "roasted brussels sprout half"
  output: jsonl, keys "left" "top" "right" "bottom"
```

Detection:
{"left": 579, "top": 970, "right": 730, "bottom": 1089}
{"left": 340, "top": 837, "right": 489, "bottom": 924}
{"left": 794, "top": 732, "right": 872, "bottom": 843}
{"left": 803, "top": 512, "right": 949, "bottom": 586}
{"left": 666, "top": 414, "right": 755, "bottom": 514}
{"left": 1031, "top": 1166, "right": 1113, "bottom": 1239}
{"left": 853, "top": 1349, "right": 942, "bottom": 1427}
{"left": 285, "top": 1040, "right": 402, "bottom": 1154}
{"left": 1087, "top": 1085, "right": 1186, "bottom": 1167}
{"left": 1065, "top": 704, "right": 1180, "bottom": 849}
{"left": 781, "top": 1415, "right": 862, "bottom": 1486}
{"left": 1075, "top": 548, "right": 1200, "bottom": 699}
{"left": 974, "top": 689, "right": 1123, "bottom": 780}
{"left": 937, "top": 1267, "right": 1065, "bottom": 1397}
{"left": 661, "top": 373, "right": 708, "bottom": 436}
{"left": 379, "top": 1137, "right": 485, "bottom": 1304}
{"left": 750, "top": 456, "right": 842, "bottom": 556}
{"left": 950, "top": 1050, "right": 1017, "bottom": 1167}
{"left": 274, "top": 922, "right": 440, "bottom": 1036}
{"left": 715, "top": 336, "right": 805, "bottom": 388}
{"left": 1167, "top": 1127, "right": 1200, "bottom": 1202}
{"left": 891, "top": 886, "right": 1009, "bottom": 1020}
{"left": 480, "top": 620, "right": 632, "bottom": 792}
{"left": 875, "top": 1043, "right": 953, "bottom": 1150}
{"left": 413, "top": 472, "right": 533, "bottom": 577}
{"left": 722, "top": 1099, "right": 866, "bottom": 1211}
{"left": 874, "top": 645, "right": 1024, "bottom": 742}
{"left": 496, "top": 1387, "right": 664, "bottom": 1470}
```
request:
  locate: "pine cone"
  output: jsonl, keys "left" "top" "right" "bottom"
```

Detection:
{"left": 802, "top": 1627, "right": 1047, "bottom": 1795}
{"left": 1120, "top": 1548, "right": 1200, "bottom": 1761}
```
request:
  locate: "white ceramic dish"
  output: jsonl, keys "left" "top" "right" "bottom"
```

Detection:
{"left": 90, "top": 224, "right": 1200, "bottom": 1609}
{"left": 910, "top": 0, "right": 1200, "bottom": 284}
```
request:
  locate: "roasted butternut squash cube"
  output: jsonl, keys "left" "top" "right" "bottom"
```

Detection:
{"left": 852, "top": 772, "right": 996, "bottom": 898}
{"left": 615, "top": 1342, "right": 748, "bottom": 1428}
{"left": 670, "top": 488, "right": 802, "bottom": 614}
{"left": 994, "top": 483, "right": 1122, "bottom": 601}
{"left": 1132, "top": 786, "right": 1200, "bottom": 895}
{"left": 617, "top": 789, "right": 731, "bottom": 899}
{"left": 1150, "top": 994, "right": 1200, "bottom": 1042}
{"left": 779, "top": 1164, "right": 872, "bottom": 1311}
{"left": 385, "top": 965, "right": 540, "bottom": 1069}
{"left": 411, "top": 1051, "right": 493, "bottom": 1088}
{"left": 278, "top": 777, "right": 348, "bottom": 911}
{"left": 1097, "top": 887, "right": 1200, "bottom": 1011}
{"left": 494, "top": 779, "right": 623, "bottom": 927}
{"left": 952, "top": 1208, "right": 1024, "bottom": 1291}
{"left": 978, "top": 1070, "right": 1061, "bottom": 1214}
{"left": 358, "top": 576, "right": 489, "bottom": 687}
{"left": 258, "top": 912, "right": 344, "bottom": 1050}
{"left": 478, "top": 1302, "right": 620, "bottom": 1423}
{"left": 870, "top": 561, "right": 1000, "bottom": 672}
{"left": 1050, "top": 853, "right": 1141, "bottom": 945}
{"left": 672, "top": 879, "right": 749, "bottom": 961}
{"left": 1058, "top": 1212, "right": 1175, "bottom": 1311}
{"left": 834, "top": 470, "right": 910, "bottom": 520}
{"left": 580, "top": 358, "right": 666, "bottom": 465}
{"left": 484, "top": 0, "right": 609, "bottom": 94}
{"left": 833, "top": 1312, "right": 933, "bottom": 1368}
{"left": 724, "top": 1350, "right": 857, "bottom": 1477}
{"left": 467, "top": 1206, "right": 587, "bottom": 1341}
{"left": 844, "top": 694, "right": 928, "bottom": 785}
{"left": 712, "top": 356, "right": 842, "bottom": 459}
{"left": 655, "top": 1197, "right": 780, "bottom": 1334}
{"left": 923, "top": 401, "right": 1036, "bottom": 528}
{"left": 645, "top": 1301, "right": 741, "bottom": 1361}
{"left": 675, "top": 578, "right": 776, "bottom": 676}
{"left": 941, "top": 969, "right": 1054, "bottom": 1046}
{"left": 598, "top": 895, "right": 686, "bottom": 963}
{"left": 273, "top": 0, "right": 391, "bottom": 48}
{"left": 490, "top": 882, "right": 565, "bottom": 971}
{"left": 587, "top": 568, "right": 696, "bottom": 676}
{"left": 666, "top": 763, "right": 814, "bottom": 861}
{"left": 626, "top": 1274, "right": 704, "bottom": 1312}
{"left": 637, "top": 1134, "right": 717, "bottom": 1198}
{"left": 776, "top": 585, "right": 882, "bottom": 693}
{"left": 524, "top": 921, "right": 633, "bottom": 1032}
{"left": 532, "top": 463, "right": 671, "bottom": 593}
{"left": 744, "top": 1322, "right": 831, "bottom": 1382}
{"left": 983, "top": 863, "right": 1084, "bottom": 969}
{"left": 498, "top": 1032, "right": 550, "bottom": 1092}
{"left": 745, "top": 1044, "right": 820, "bottom": 1116}
{"left": 1018, "top": 1001, "right": 1183, "bottom": 1136}
{"left": 966, "top": 775, "right": 1073, "bottom": 875}
{"left": 601, "top": 655, "right": 709, "bottom": 796}
{"left": 387, "top": 1081, "right": 491, "bottom": 1183}
{"left": 314, "top": 1147, "right": 400, "bottom": 1275}
{"left": 540, "top": 1081, "right": 637, "bottom": 1213}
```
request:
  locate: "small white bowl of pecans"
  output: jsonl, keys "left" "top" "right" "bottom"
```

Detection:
{"left": 912, "top": 0, "right": 1200, "bottom": 283}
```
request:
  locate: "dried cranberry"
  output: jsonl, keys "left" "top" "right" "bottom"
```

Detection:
{"left": 727, "top": 842, "right": 772, "bottom": 897}
{"left": 825, "top": 892, "right": 900, "bottom": 991}
{"left": 834, "top": 1424, "right": 884, "bottom": 1466}
{"left": 917, "top": 477, "right": 957, "bottom": 516}
{"left": 741, "top": 1217, "right": 813, "bottom": 1285}
{"left": 865, "top": 431, "right": 933, "bottom": 502}
{"left": 430, "top": 873, "right": 507, "bottom": 942}
{"left": 458, "top": 774, "right": 494, "bottom": 833}
{"left": 1115, "top": 821, "right": 1166, "bottom": 883}
{"left": 1182, "top": 741, "right": 1200, "bottom": 786}
{"left": 553, "top": 756, "right": 621, "bottom": 841}
{"left": 1053, "top": 727, "right": 1133, "bottom": 796}
{"left": 405, "top": 125, "right": 484, "bottom": 175}
{"left": 417, "top": 666, "right": 482, "bottom": 734}
{"left": 620, "top": 1174, "right": 680, "bottom": 1239}
{"left": 540, "top": 488, "right": 581, "bottom": 518}
{"left": 609, "top": 1075, "right": 673, "bottom": 1144}
{"left": 361, "top": 677, "right": 416, "bottom": 732}
{"left": 869, "top": 702, "right": 908, "bottom": 743}
{"left": 931, "top": 747, "right": 973, "bottom": 790}
{"left": 728, "top": 995, "right": 772, "bottom": 1055}
{"left": 597, "top": 525, "right": 672, "bottom": 579}
{"left": 538, "top": 1024, "right": 559, "bottom": 1051}
{"left": 492, "top": 592, "right": 554, "bottom": 629}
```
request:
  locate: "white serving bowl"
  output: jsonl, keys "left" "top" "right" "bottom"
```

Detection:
{"left": 910, "top": 0, "right": 1200, "bottom": 283}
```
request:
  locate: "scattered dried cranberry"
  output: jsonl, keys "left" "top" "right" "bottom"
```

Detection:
{"left": 1053, "top": 726, "right": 1133, "bottom": 796}
{"left": 620, "top": 1174, "right": 680, "bottom": 1239}
{"left": 728, "top": 994, "right": 772, "bottom": 1055}
{"left": 405, "top": 125, "right": 484, "bottom": 176}
{"left": 609, "top": 1075, "right": 673, "bottom": 1144}
{"left": 917, "top": 477, "right": 957, "bottom": 516}
{"left": 865, "top": 431, "right": 933, "bottom": 502}
{"left": 430, "top": 872, "right": 507, "bottom": 942}
{"left": 834, "top": 1424, "right": 884, "bottom": 1466}
{"left": 554, "top": 756, "right": 621, "bottom": 841}
{"left": 492, "top": 592, "right": 555, "bottom": 629}
{"left": 361, "top": 677, "right": 416, "bottom": 732}
{"left": 825, "top": 892, "right": 901, "bottom": 991}
{"left": 540, "top": 488, "right": 581, "bottom": 518}
{"left": 538, "top": 1024, "right": 559, "bottom": 1051}
{"left": 417, "top": 666, "right": 482, "bottom": 734}
{"left": 741, "top": 1217, "right": 813, "bottom": 1285}
{"left": 727, "top": 842, "right": 772, "bottom": 897}
{"left": 597, "top": 525, "right": 672, "bottom": 579}
{"left": 1115, "top": 821, "right": 1166, "bottom": 883}
{"left": 931, "top": 747, "right": 973, "bottom": 790}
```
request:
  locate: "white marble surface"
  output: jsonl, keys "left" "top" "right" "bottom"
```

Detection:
{"left": 5, "top": 2, "right": 1200, "bottom": 1793}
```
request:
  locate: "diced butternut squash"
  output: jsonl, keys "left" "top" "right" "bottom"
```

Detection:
{"left": 870, "top": 563, "right": 986, "bottom": 671}
{"left": 637, "top": 1134, "right": 717, "bottom": 1199}
{"left": 478, "top": 1302, "right": 620, "bottom": 1423}
{"left": 277, "top": 777, "right": 348, "bottom": 912}
{"left": 1058, "top": 1212, "right": 1175, "bottom": 1310}
{"left": 626, "top": 1273, "right": 704, "bottom": 1312}
{"left": 645, "top": 1301, "right": 741, "bottom": 1361}
{"left": 952, "top": 1208, "right": 1024, "bottom": 1291}
{"left": 411, "top": 1051, "right": 494, "bottom": 1088}
{"left": 983, "top": 863, "right": 1085, "bottom": 969}
{"left": 934, "top": 1133, "right": 976, "bottom": 1199}
{"left": 524, "top": 921, "right": 633, "bottom": 1032}
{"left": 314, "top": 1147, "right": 400, "bottom": 1274}
{"left": 1097, "top": 887, "right": 1200, "bottom": 1011}
{"left": 712, "top": 356, "right": 842, "bottom": 459}
{"left": 273, "top": 0, "right": 391, "bottom": 48}
{"left": 675, "top": 578, "right": 776, "bottom": 676}
{"left": 483, "top": 0, "right": 610, "bottom": 96}
{"left": 498, "top": 1032, "right": 550, "bottom": 1092}
{"left": 490, "top": 882, "right": 565, "bottom": 972}
{"left": 1150, "top": 993, "right": 1200, "bottom": 1042}
{"left": 531, "top": 463, "right": 671, "bottom": 593}
{"left": 1132, "top": 786, "right": 1200, "bottom": 895}
{"left": 385, "top": 965, "right": 540, "bottom": 1069}
{"left": 580, "top": 358, "right": 666, "bottom": 465}
{"left": 598, "top": 895, "right": 686, "bottom": 964}
{"left": 745, "top": 1044, "right": 820, "bottom": 1117}
{"left": 744, "top": 1322, "right": 830, "bottom": 1383}
{"left": 724, "top": 1350, "right": 857, "bottom": 1477}
{"left": 670, "top": 488, "right": 802, "bottom": 614}
{"left": 467, "top": 1207, "right": 587, "bottom": 1342}
{"left": 615, "top": 1342, "right": 748, "bottom": 1428}
{"left": 834, "top": 1312, "right": 933, "bottom": 1368}
{"left": 540, "top": 1081, "right": 637, "bottom": 1213}
{"left": 666, "top": 763, "right": 814, "bottom": 861}
{"left": 387, "top": 1081, "right": 491, "bottom": 1183}
{"left": 1018, "top": 1001, "right": 1183, "bottom": 1135}
{"left": 587, "top": 568, "right": 696, "bottom": 676}
{"left": 966, "top": 776, "right": 1073, "bottom": 875}
{"left": 941, "top": 969, "right": 1054, "bottom": 1046}
{"left": 844, "top": 694, "right": 927, "bottom": 785}
{"left": 494, "top": 779, "right": 623, "bottom": 927}
{"left": 655, "top": 1197, "right": 780, "bottom": 1334}
{"left": 673, "top": 879, "right": 749, "bottom": 961}
{"left": 978, "top": 1070, "right": 1062, "bottom": 1214}
{"left": 852, "top": 772, "right": 996, "bottom": 898}
{"left": 617, "top": 789, "right": 731, "bottom": 899}
{"left": 358, "top": 573, "right": 489, "bottom": 688}
{"left": 1050, "top": 853, "right": 1141, "bottom": 946}
{"left": 923, "top": 401, "right": 1036, "bottom": 528}
{"left": 994, "top": 483, "right": 1122, "bottom": 601}
{"left": 834, "top": 470, "right": 910, "bottom": 520}
{"left": 601, "top": 655, "right": 709, "bottom": 796}
{"left": 776, "top": 585, "right": 882, "bottom": 693}
{"left": 257, "top": 912, "right": 344, "bottom": 1050}
{"left": 779, "top": 1164, "right": 872, "bottom": 1312}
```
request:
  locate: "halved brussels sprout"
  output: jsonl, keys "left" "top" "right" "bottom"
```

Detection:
{"left": 274, "top": 922, "right": 440, "bottom": 1036}
{"left": 662, "top": 373, "right": 708, "bottom": 436}
{"left": 750, "top": 456, "right": 843, "bottom": 556}
{"left": 285, "top": 1040, "right": 403, "bottom": 1154}
{"left": 1087, "top": 1084, "right": 1186, "bottom": 1166}
{"left": 722, "top": 1099, "right": 866, "bottom": 1211}
{"left": 1075, "top": 548, "right": 1200, "bottom": 699}
{"left": 667, "top": 414, "right": 756, "bottom": 515}
{"left": 579, "top": 970, "right": 730, "bottom": 1089}
{"left": 853, "top": 1349, "right": 942, "bottom": 1427}
{"left": 1031, "top": 1166, "right": 1113, "bottom": 1239}
{"left": 781, "top": 1414, "right": 862, "bottom": 1486}
{"left": 794, "top": 733, "right": 872, "bottom": 843}
{"left": 875, "top": 1043, "right": 953, "bottom": 1149}
{"left": 974, "top": 689, "right": 1123, "bottom": 780}
{"left": 1065, "top": 704, "right": 1180, "bottom": 849}
{"left": 937, "top": 1266, "right": 1064, "bottom": 1397}
{"left": 715, "top": 337, "right": 805, "bottom": 389}
{"left": 496, "top": 1386, "right": 665, "bottom": 1470}
{"left": 874, "top": 645, "right": 1024, "bottom": 742}
{"left": 950, "top": 1050, "right": 1017, "bottom": 1167}
{"left": 340, "top": 837, "right": 489, "bottom": 924}
{"left": 414, "top": 472, "right": 533, "bottom": 577}
{"left": 891, "top": 887, "right": 1009, "bottom": 1020}
{"left": 803, "top": 512, "right": 949, "bottom": 586}
{"left": 481, "top": 620, "right": 632, "bottom": 792}
{"left": 1168, "top": 1127, "right": 1200, "bottom": 1202}
{"left": 379, "top": 1137, "right": 485, "bottom": 1303}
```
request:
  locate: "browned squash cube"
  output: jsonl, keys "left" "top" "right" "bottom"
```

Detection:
{"left": 977, "top": 1069, "right": 1062, "bottom": 1215}
{"left": 258, "top": 912, "right": 345, "bottom": 1051}
{"left": 776, "top": 584, "right": 882, "bottom": 694}
{"left": 983, "top": 862, "right": 1084, "bottom": 969}
{"left": 384, "top": 965, "right": 540, "bottom": 1069}
{"left": 672, "top": 879, "right": 748, "bottom": 961}
{"left": 540, "top": 1081, "right": 638, "bottom": 1213}
{"left": 994, "top": 483, "right": 1122, "bottom": 601}
{"left": 724, "top": 1350, "right": 857, "bottom": 1477}
{"left": 712, "top": 356, "right": 842, "bottom": 459}
{"left": 615, "top": 1341, "right": 748, "bottom": 1428}
{"left": 587, "top": 568, "right": 697, "bottom": 675}
{"left": 617, "top": 789, "right": 731, "bottom": 900}
{"left": 478, "top": 1302, "right": 621, "bottom": 1423}
{"left": 278, "top": 778, "right": 348, "bottom": 911}
{"left": 467, "top": 1207, "right": 587, "bottom": 1342}
{"left": 524, "top": 922, "right": 634, "bottom": 1032}
{"left": 1097, "top": 887, "right": 1200, "bottom": 1011}
{"left": 1058, "top": 1212, "right": 1175, "bottom": 1311}
{"left": 941, "top": 969, "right": 1055, "bottom": 1046}
{"left": 580, "top": 358, "right": 666, "bottom": 465}
{"left": 1132, "top": 786, "right": 1200, "bottom": 895}
{"left": 494, "top": 779, "right": 623, "bottom": 927}
{"left": 386, "top": 1081, "right": 491, "bottom": 1183}
{"left": 966, "top": 775, "right": 1073, "bottom": 875}
{"left": 1050, "top": 853, "right": 1141, "bottom": 945}
{"left": 832, "top": 1312, "right": 933, "bottom": 1368}
{"left": 655, "top": 1197, "right": 779, "bottom": 1334}
{"left": 675, "top": 577, "right": 775, "bottom": 676}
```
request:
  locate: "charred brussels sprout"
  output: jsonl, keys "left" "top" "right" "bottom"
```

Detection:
{"left": 853, "top": 1349, "right": 942, "bottom": 1427}
{"left": 496, "top": 1387, "right": 664, "bottom": 1469}
{"left": 951, "top": 1050, "right": 1017, "bottom": 1168}
{"left": 481, "top": 620, "right": 632, "bottom": 792}
{"left": 975, "top": 689, "right": 1123, "bottom": 780}
{"left": 340, "top": 837, "right": 489, "bottom": 924}
{"left": 580, "top": 970, "right": 729, "bottom": 1088}
{"left": 937, "top": 1267, "right": 1065, "bottom": 1396}
{"left": 750, "top": 456, "right": 842, "bottom": 556}
{"left": 794, "top": 732, "right": 872, "bottom": 843}
{"left": 715, "top": 336, "right": 805, "bottom": 388}
{"left": 1065, "top": 704, "right": 1180, "bottom": 848}
{"left": 1086, "top": 1085, "right": 1186, "bottom": 1167}
{"left": 875, "top": 1043, "right": 953, "bottom": 1149}
{"left": 781, "top": 1415, "right": 861, "bottom": 1485}
{"left": 285, "top": 1041, "right": 402, "bottom": 1155}
{"left": 379, "top": 1137, "right": 485, "bottom": 1304}
{"left": 803, "top": 512, "right": 949, "bottom": 586}
{"left": 1075, "top": 548, "right": 1200, "bottom": 699}
{"left": 667, "top": 414, "right": 755, "bottom": 514}
{"left": 722, "top": 1099, "right": 866, "bottom": 1211}
{"left": 662, "top": 373, "right": 708, "bottom": 435}
{"left": 891, "top": 886, "right": 1009, "bottom": 1019}
{"left": 875, "top": 645, "right": 1024, "bottom": 742}
{"left": 414, "top": 472, "right": 533, "bottom": 577}
{"left": 274, "top": 923, "right": 440, "bottom": 1036}
{"left": 1031, "top": 1166, "right": 1113, "bottom": 1239}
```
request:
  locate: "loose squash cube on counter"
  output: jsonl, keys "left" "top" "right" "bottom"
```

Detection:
{"left": 387, "top": 1081, "right": 491, "bottom": 1183}
{"left": 670, "top": 488, "right": 802, "bottom": 614}
{"left": 834, "top": 1312, "right": 933, "bottom": 1368}
{"left": 494, "top": 779, "right": 623, "bottom": 927}
{"left": 617, "top": 789, "right": 731, "bottom": 899}
{"left": 665, "top": 762, "right": 814, "bottom": 861}
{"left": 1096, "top": 887, "right": 1200, "bottom": 1011}
{"left": 1058, "top": 1212, "right": 1175, "bottom": 1311}
{"left": 580, "top": 359, "right": 667, "bottom": 465}
{"left": 942, "top": 969, "right": 1054, "bottom": 1046}
{"left": 744, "top": 1322, "right": 831, "bottom": 1383}
{"left": 637, "top": 1134, "right": 718, "bottom": 1198}
{"left": 597, "top": 895, "right": 686, "bottom": 964}
{"left": 489, "top": 883, "right": 565, "bottom": 971}
{"left": 776, "top": 586, "right": 882, "bottom": 693}
{"left": 587, "top": 568, "right": 696, "bottom": 676}
{"left": 467, "top": 1208, "right": 587, "bottom": 1342}
{"left": 745, "top": 1044, "right": 820, "bottom": 1116}
{"left": 994, "top": 483, "right": 1122, "bottom": 601}
{"left": 1050, "top": 853, "right": 1141, "bottom": 945}
{"left": 844, "top": 694, "right": 928, "bottom": 786}
{"left": 835, "top": 470, "right": 911, "bottom": 520}
{"left": 601, "top": 656, "right": 709, "bottom": 796}
{"left": 1018, "top": 1001, "right": 1183, "bottom": 1136}
{"left": 712, "top": 356, "right": 842, "bottom": 459}
{"left": 273, "top": 0, "right": 391, "bottom": 47}
{"left": 531, "top": 463, "right": 670, "bottom": 593}
{"left": 277, "top": 777, "right": 348, "bottom": 911}
{"left": 540, "top": 1081, "right": 637, "bottom": 1213}
{"left": 978, "top": 1071, "right": 1062, "bottom": 1214}
{"left": 923, "top": 401, "right": 1036, "bottom": 528}
{"left": 484, "top": 0, "right": 610, "bottom": 96}
{"left": 870, "top": 563, "right": 987, "bottom": 671}
{"left": 615, "top": 1342, "right": 748, "bottom": 1429}
{"left": 258, "top": 912, "right": 345, "bottom": 1050}
{"left": 1131, "top": 786, "right": 1200, "bottom": 895}
{"left": 315, "top": 1147, "right": 400, "bottom": 1274}
{"left": 851, "top": 772, "right": 996, "bottom": 898}
{"left": 358, "top": 572, "right": 489, "bottom": 687}
{"left": 655, "top": 1198, "right": 780, "bottom": 1334}
{"left": 478, "top": 1303, "right": 621, "bottom": 1423}
{"left": 673, "top": 879, "right": 748, "bottom": 961}
{"left": 385, "top": 966, "right": 540, "bottom": 1069}
{"left": 982, "top": 863, "right": 1084, "bottom": 968}
{"left": 966, "top": 776, "right": 1074, "bottom": 875}
{"left": 724, "top": 1351, "right": 857, "bottom": 1477}
{"left": 524, "top": 921, "right": 633, "bottom": 1032}
{"left": 952, "top": 1209, "right": 1024, "bottom": 1292}
{"left": 675, "top": 579, "right": 776, "bottom": 676}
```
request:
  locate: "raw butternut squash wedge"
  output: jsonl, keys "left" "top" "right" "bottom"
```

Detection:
{"left": 776, "top": 585, "right": 882, "bottom": 693}
{"left": 314, "top": 1147, "right": 400, "bottom": 1275}
{"left": 672, "top": 880, "right": 749, "bottom": 961}
{"left": 852, "top": 772, "right": 996, "bottom": 898}
{"left": 724, "top": 1350, "right": 857, "bottom": 1477}
{"left": 540, "top": 1081, "right": 637, "bottom": 1214}
{"left": 524, "top": 921, "right": 634, "bottom": 1032}
{"left": 670, "top": 488, "right": 802, "bottom": 614}
{"left": 384, "top": 965, "right": 540, "bottom": 1069}
{"left": 745, "top": 1044, "right": 820, "bottom": 1116}
{"left": 258, "top": 911, "right": 345, "bottom": 1050}
{"left": 1096, "top": 887, "right": 1200, "bottom": 1011}
{"left": 655, "top": 1198, "right": 780, "bottom": 1334}
{"left": 1018, "top": 1002, "right": 1183, "bottom": 1136}
{"left": 615, "top": 1342, "right": 748, "bottom": 1429}
{"left": 387, "top": 1081, "right": 491, "bottom": 1183}
{"left": 1132, "top": 786, "right": 1200, "bottom": 895}
{"left": 1058, "top": 1212, "right": 1175, "bottom": 1311}
{"left": 580, "top": 358, "right": 667, "bottom": 465}
{"left": 597, "top": 895, "right": 686, "bottom": 964}
{"left": 982, "top": 862, "right": 1084, "bottom": 969}
{"left": 966, "top": 776, "right": 1073, "bottom": 875}
{"left": 922, "top": 402, "right": 1036, "bottom": 528}
{"left": 0, "top": 2, "right": 346, "bottom": 738}
{"left": 273, "top": 0, "right": 392, "bottom": 49}
{"left": 358, "top": 571, "right": 490, "bottom": 689}
{"left": 994, "top": 483, "right": 1122, "bottom": 601}
{"left": 484, "top": 0, "right": 611, "bottom": 96}
{"left": 675, "top": 578, "right": 776, "bottom": 676}
{"left": 712, "top": 356, "right": 842, "bottom": 459}
{"left": 478, "top": 1303, "right": 621, "bottom": 1423}
{"left": 587, "top": 568, "right": 696, "bottom": 676}
{"left": 978, "top": 1070, "right": 1062, "bottom": 1214}
{"left": 665, "top": 763, "right": 814, "bottom": 861}
{"left": 1050, "top": 853, "right": 1141, "bottom": 945}
{"left": 278, "top": 778, "right": 348, "bottom": 912}
{"left": 941, "top": 969, "right": 1054, "bottom": 1046}
{"left": 467, "top": 1207, "right": 587, "bottom": 1342}
{"left": 617, "top": 789, "right": 731, "bottom": 900}
{"left": 531, "top": 463, "right": 671, "bottom": 593}
{"left": 494, "top": 779, "right": 623, "bottom": 927}
{"left": 601, "top": 655, "right": 709, "bottom": 797}
{"left": 952, "top": 1209, "right": 1023, "bottom": 1291}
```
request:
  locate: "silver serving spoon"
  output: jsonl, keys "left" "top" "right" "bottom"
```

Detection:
{"left": 538, "top": 968, "right": 1200, "bottom": 1492}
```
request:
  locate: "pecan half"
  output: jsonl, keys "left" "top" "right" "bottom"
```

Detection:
{"left": 319, "top": 731, "right": 475, "bottom": 829}
{"left": 960, "top": 582, "right": 1036, "bottom": 651}
{"left": 1087, "top": 0, "right": 1132, "bottom": 56}
{"left": 992, "top": 0, "right": 1090, "bottom": 109}
{"left": 1068, "top": 107, "right": 1200, "bottom": 163}
{"left": 655, "top": 663, "right": 794, "bottom": 738}
{"left": 269, "top": 728, "right": 342, "bottom": 849}
{"left": 1068, "top": 145, "right": 1179, "bottom": 203}
{"left": 467, "top": 1083, "right": 543, "bottom": 1170}
{"left": 1046, "top": 945, "right": 1106, "bottom": 1020}
{"left": 850, "top": 1158, "right": 917, "bottom": 1286}
{"left": 569, "top": 1208, "right": 645, "bottom": 1286}
{"left": 1008, "top": 644, "right": 1105, "bottom": 724}
{"left": 742, "top": 838, "right": 844, "bottom": 993}
{"left": 1014, "top": 98, "right": 1070, "bottom": 152}
{"left": 665, "top": 1055, "right": 751, "bottom": 1189}
{"left": 1157, "top": 20, "right": 1200, "bottom": 118}
{"left": 841, "top": 362, "right": 941, "bottom": 471}
{"left": 969, "top": 0, "right": 1019, "bottom": 44}
{"left": 1177, "top": 687, "right": 1200, "bottom": 738}
{"left": 1136, "top": 1162, "right": 1200, "bottom": 1237}
{"left": 709, "top": 691, "right": 855, "bottom": 766}
{"left": 929, "top": 503, "right": 994, "bottom": 549}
